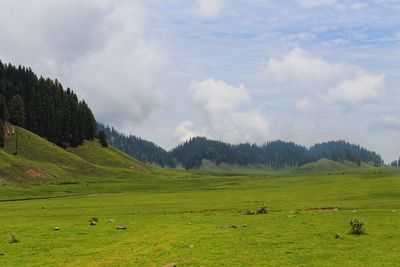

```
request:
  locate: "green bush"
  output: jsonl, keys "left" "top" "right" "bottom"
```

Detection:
{"left": 257, "top": 204, "right": 268, "bottom": 214}
{"left": 349, "top": 217, "right": 366, "bottom": 235}
{"left": 89, "top": 217, "right": 99, "bottom": 223}
{"left": 10, "top": 234, "right": 19, "bottom": 243}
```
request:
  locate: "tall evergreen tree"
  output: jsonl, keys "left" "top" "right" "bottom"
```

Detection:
{"left": 98, "top": 130, "right": 108, "bottom": 147}
{"left": 0, "top": 118, "right": 4, "bottom": 148}
{"left": 9, "top": 94, "right": 25, "bottom": 127}
{"left": 0, "top": 94, "right": 8, "bottom": 122}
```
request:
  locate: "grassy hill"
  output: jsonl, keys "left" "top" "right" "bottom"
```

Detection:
{"left": 0, "top": 126, "right": 150, "bottom": 184}
{"left": 294, "top": 158, "right": 377, "bottom": 174}
{"left": 198, "top": 158, "right": 379, "bottom": 175}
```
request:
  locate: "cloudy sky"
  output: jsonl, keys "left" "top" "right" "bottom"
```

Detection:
{"left": 0, "top": 0, "right": 399, "bottom": 161}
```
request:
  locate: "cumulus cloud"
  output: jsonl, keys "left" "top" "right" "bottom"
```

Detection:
{"left": 264, "top": 48, "right": 348, "bottom": 89}
{"left": 176, "top": 79, "right": 273, "bottom": 143}
{"left": 176, "top": 121, "right": 198, "bottom": 142}
{"left": 192, "top": 0, "right": 225, "bottom": 18}
{"left": 0, "top": 0, "right": 169, "bottom": 129}
{"left": 326, "top": 73, "right": 384, "bottom": 108}
{"left": 262, "top": 48, "right": 385, "bottom": 109}
{"left": 189, "top": 79, "right": 250, "bottom": 113}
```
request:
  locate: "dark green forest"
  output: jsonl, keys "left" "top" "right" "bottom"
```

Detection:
{"left": 98, "top": 124, "right": 383, "bottom": 170}
{"left": 0, "top": 61, "right": 96, "bottom": 148}
{"left": 97, "top": 123, "right": 176, "bottom": 167}
{"left": 171, "top": 137, "right": 383, "bottom": 169}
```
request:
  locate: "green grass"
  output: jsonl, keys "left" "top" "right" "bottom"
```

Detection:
{"left": 1, "top": 127, "right": 400, "bottom": 266}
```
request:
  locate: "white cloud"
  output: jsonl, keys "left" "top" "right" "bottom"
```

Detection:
{"left": 326, "top": 73, "right": 384, "bottom": 108}
{"left": 190, "top": 79, "right": 249, "bottom": 113}
{"left": 177, "top": 79, "right": 273, "bottom": 143}
{"left": 262, "top": 48, "right": 385, "bottom": 109}
{"left": 294, "top": 0, "right": 337, "bottom": 7}
{"left": 0, "top": 0, "right": 170, "bottom": 129}
{"left": 264, "top": 48, "right": 349, "bottom": 90}
{"left": 192, "top": 0, "right": 225, "bottom": 18}
{"left": 176, "top": 121, "right": 198, "bottom": 142}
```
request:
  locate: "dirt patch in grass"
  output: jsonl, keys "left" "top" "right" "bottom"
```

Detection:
{"left": 26, "top": 169, "right": 47, "bottom": 179}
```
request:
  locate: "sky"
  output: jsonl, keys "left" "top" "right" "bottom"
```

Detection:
{"left": 0, "top": 0, "right": 399, "bottom": 162}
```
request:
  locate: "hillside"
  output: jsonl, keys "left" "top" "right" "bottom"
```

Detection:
{"left": 97, "top": 123, "right": 176, "bottom": 168}
{"left": 0, "top": 125, "right": 150, "bottom": 183}
{"left": 294, "top": 158, "right": 377, "bottom": 174}
{"left": 171, "top": 137, "right": 383, "bottom": 170}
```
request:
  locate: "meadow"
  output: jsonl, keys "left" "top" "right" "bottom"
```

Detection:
{"left": 1, "top": 169, "right": 400, "bottom": 266}
{"left": 1, "top": 128, "right": 400, "bottom": 266}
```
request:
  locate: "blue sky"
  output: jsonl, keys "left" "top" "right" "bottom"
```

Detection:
{"left": 0, "top": 0, "right": 399, "bottom": 161}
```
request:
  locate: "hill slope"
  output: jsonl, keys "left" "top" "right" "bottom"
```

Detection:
{"left": 0, "top": 125, "right": 150, "bottom": 183}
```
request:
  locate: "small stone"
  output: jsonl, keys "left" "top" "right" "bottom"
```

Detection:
{"left": 116, "top": 225, "right": 127, "bottom": 230}
{"left": 109, "top": 219, "right": 115, "bottom": 223}
{"left": 352, "top": 210, "right": 357, "bottom": 213}
{"left": 189, "top": 244, "right": 194, "bottom": 248}
{"left": 90, "top": 221, "right": 97, "bottom": 226}
{"left": 163, "top": 263, "right": 177, "bottom": 267}
{"left": 246, "top": 210, "right": 256, "bottom": 215}
{"left": 53, "top": 227, "right": 60, "bottom": 231}
{"left": 188, "top": 222, "right": 192, "bottom": 225}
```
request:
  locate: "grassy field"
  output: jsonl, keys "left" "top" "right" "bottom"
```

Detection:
{"left": 1, "top": 128, "right": 400, "bottom": 266}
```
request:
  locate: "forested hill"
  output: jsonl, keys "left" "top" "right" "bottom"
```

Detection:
{"left": 96, "top": 122, "right": 383, "bottom": 170}
{"left": 0, "top": 60, "right": 96, "bottom": 148}
{"left": 171, "top": 137, "right": 383, "bottom": 169}
{"left": 97, "top": 123, "right": 176, "bottom": 168}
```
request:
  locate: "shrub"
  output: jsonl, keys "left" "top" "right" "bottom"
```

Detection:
{"left": 257, "top": 204, "right": 268, "bottom": 214}
{"left": 335, "top": 232, "right": 345, "bottom": 239}
{"left": 89, "top": 217, "right": 99, "bottom": 223}
{"left": 10, "top": 234, "right": 19, "bottom": 243}
{"left": 349, "top": 217, "right": 366, "bottom": 235}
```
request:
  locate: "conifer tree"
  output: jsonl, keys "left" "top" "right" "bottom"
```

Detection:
{"left": 98, "top": 130, "right": 108, "bottom": 147}
{"left": 0, "top": 94, "right": 8, "bottom": 122}
{"left": 9, "top": 94, "right": 25, "bottom": 127}
{"left": 0, "top": 118, "right": 4, "bottom": 148}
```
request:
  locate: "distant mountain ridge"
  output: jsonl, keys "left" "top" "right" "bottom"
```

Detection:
{"left": 98, "top": 124, "right": 383, "bottom": 170}
{"left": 171, "top": 137, "right": 383, "bottom": 169}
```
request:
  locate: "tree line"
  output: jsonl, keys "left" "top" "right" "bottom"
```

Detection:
{"left": 0, "top": 60, "right": 96, "bottom": 148}
{"left": 97, "top": 123, "right": 176, "bottom": 167}
{"left": 97, "top": 123, "right": 383, "bottom": 170}
{"left": 170, "top": 137, "right": 383, "bottom": 169}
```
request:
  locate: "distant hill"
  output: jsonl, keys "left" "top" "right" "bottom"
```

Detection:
{"left": 171, "top": 137, "right": 383, "bottom": 170}
{"left": 97, "top": 123, "right": 176, "bottom": 168}
{"left": 0, "top": 125, "right": 150, "bottom": 183}
{"left": 294, "top": 158, "right": 377, "bottom": 175}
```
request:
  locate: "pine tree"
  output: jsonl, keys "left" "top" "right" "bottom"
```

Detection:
{"left": 0, "top": 94, "right": 8, "bottom": 122}
{"left": 9, "top": 94, "right": 25, "bottom": 127}
{"left": 98, "top": 130, "right": 108, "bottom": 148}
{"left": 0, "top": 118, "right": 4, "bottom": 148}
